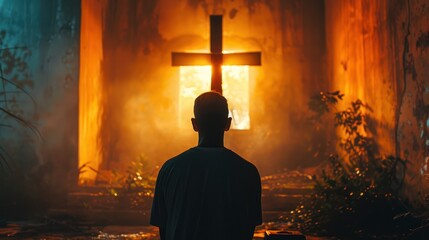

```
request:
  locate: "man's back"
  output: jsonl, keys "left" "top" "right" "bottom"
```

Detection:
{"left": 150, "top": 147, "right": 262, "bottom": 240}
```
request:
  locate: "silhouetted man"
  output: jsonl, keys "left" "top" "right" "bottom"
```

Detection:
{"left": 150, "top": 91, "right": 262, "bottom": 240}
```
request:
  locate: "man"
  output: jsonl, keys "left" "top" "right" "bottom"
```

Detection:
{"left": 150, "top": 91, "right": 262, "bottom": 240}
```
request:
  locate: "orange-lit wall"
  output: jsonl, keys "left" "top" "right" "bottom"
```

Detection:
{"left": 79, "top": 0, "right": 328, "bottom": 181}
{"left": 79, "top": 0, "right": 106, "bottom": 184}
{"left": 325, "top": 0, "right": 397, "bottom": 155}
{"left": 325, "top": 0, "right": 429, "bottom": 203}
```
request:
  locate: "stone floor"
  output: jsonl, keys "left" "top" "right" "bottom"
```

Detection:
{"left": 0, "top": 222, "right": 335, "bottom": 239}
{"left": 0, "top": 171, "right": 327, "bottom": 239}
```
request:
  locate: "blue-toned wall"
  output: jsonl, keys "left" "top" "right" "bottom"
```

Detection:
{"left": 0, "top": 0, "right": 80, "bottom": 211}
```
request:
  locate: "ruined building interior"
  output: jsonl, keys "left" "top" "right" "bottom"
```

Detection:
{"left": 0, "top": 0, "right": 429, "bottom": 239}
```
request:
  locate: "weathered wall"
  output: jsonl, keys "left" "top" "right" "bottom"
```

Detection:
{"left": 0, "top": 0, "right": 80, "bottom": 209}
{"left": 325, "top": 0, "right": 429, "bottom": 203}
{"left": 4, "top": 0, "right": 428, "bottom": 208}
{"left": 87, "top": 0, "right": 327, "bottom": 177}
{"left": 394, "top": 0, "right": 429, "bottom": 203}
{"left": 0, "top": 0, "right": 327, "bottom": 196}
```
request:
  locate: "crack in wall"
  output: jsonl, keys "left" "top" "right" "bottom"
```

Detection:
{"left": 396, "top": 0, "right": 411, "bottom": 158}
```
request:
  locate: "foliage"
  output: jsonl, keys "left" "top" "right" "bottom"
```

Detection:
{"left": 112, "top": 156, "right": 158, "bottom": 209}
{"left": 123, "top": 156, "right": 158, "bottom": 192}
{"left": 289, "top": 155, "right": 410, "bottom": 237}
{"left": 304, "top": 91, "right": 344, "bottom": 161}
{"left": 286, "top": 91, "right": 413, "bottom": 238}
{"left": 85, "top": 156, "right": 158, "bottom": 210}
{"left": 307, "top": 90, "right": 344, "bottom": 120}
{"left": 0, "top": 29, "right": 39, "bottom": 170}
{"left": 0, "top": 29, "right": 46, "bottom": 220}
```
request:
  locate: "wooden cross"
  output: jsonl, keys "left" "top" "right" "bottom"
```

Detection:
{"left": 172, "top": 15, "right": 261, "bottom": 94}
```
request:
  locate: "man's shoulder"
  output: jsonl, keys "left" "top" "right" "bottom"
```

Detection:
{"left": 224, "top": 148, "right": 260, "bottom": 176}
{"left": 160, "top": 148, "right": 196, "bottom": 168}
{"left": 160, "top": 147, "right": 259, "bottom": 176}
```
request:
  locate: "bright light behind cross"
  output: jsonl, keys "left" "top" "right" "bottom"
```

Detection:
{"left": 179, "top": 66, "right": 250, "bottom": 130}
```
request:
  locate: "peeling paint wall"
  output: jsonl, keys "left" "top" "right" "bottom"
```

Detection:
{"left": 394, "top": 0, "right": 429, "bottom": 203}
{"left": 325, "top": 0, "right": 429, "bottom": 203}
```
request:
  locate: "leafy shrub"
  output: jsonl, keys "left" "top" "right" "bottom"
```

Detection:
{"left": 82, "top": 156, "right": 158, "bottom": 210}
{"left": 286, "top": 91, "right": 412, "bottom": 238}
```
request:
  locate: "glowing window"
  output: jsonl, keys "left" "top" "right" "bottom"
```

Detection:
{"left": 179, "top": 66, "right": 250, "bottom": 130}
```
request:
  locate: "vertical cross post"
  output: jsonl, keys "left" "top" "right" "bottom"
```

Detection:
{"left": 171, "top": 15, "right": 261, "bottom": 95}
{"left": 210, "top": 15, "right": 223, "bottom": 94}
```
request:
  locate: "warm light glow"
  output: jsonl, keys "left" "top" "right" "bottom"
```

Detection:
{"left": 78, "top": 2, "right": 104, "bottom": 185}
{"left": 179, "top": 66, "right": 250, "bottom": 129}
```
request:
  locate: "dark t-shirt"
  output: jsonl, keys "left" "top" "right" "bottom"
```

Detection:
{"left": 150, "top": 147, "right": 262, "bottom": 240}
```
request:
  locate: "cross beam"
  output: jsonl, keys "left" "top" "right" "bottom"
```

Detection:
{"left": 172, "top": 15, "right": 261, "bottom": 94}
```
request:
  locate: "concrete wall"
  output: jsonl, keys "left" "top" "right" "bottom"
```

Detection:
{"left": 325, "top": 0, "right": 429, "bottom": 203}
{"left": 1, "top": 0, "right": 428, "bottom": 208}
{"left": 0, "top": 0, "right": 327, "bottom": 196}
{"left": 88, "top": 0, "right": 327, "bottom": 177}
{"left": 0, "top": 0, "right": 80, "bottom": 209}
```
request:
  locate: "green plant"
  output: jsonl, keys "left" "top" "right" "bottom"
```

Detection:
{"left": 286, "top": 91, "right": 411, "bottom": 238}
{"left": 84, "top": 155, "right": 158, "bottom": 210}
{"left": 308, "top": 91, "right": 344, "bottom": 120}
{"left": 124, "top": 155, "right": 158, "bottom": 192}
{"left": 304, "top": 91, "right": 344, "bottom": 161}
